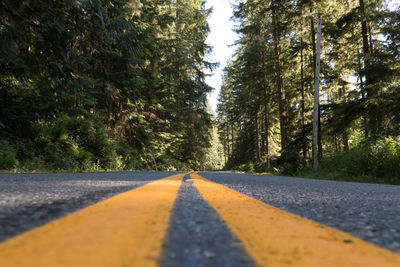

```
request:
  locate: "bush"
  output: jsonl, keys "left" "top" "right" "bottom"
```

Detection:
{"left": 232, "top": 163, "right": 255, "bottom": 173}
{"left": 278, "top": 151, "right": 305, "bottom": 175}
{"left": 2, "top": 114, "right": 190, "bottom": 172}
{"left": 116, "top": 142, "right": 143, "bottom": 170}
{"left": 188, "top": 159, "right": 201, "bottom": 171}
{"left": 311, "top": 136, "right": 400, "bottom": 184}
{"left": 370, "top": 137, "right": 400, "bottom": 183}
{"left": 0, "top": 140, "right": 18, "bottom": 169}
{"left": 156, "top": 156, "right": 191, "bottom": 171}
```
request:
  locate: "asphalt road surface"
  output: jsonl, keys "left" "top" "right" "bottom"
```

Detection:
{"left": 0, "top": 171, "right": 182, "bottom": 242}
{"left": 200, "top": 172, "right": 400, "bottom": 252}
{"left": 0, "top": 171, "right": 399, "bottom": 266}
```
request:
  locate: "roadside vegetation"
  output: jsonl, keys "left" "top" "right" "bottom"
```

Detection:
{"left": 217, "top": 0, "right": 400, "bottom": 184}
{"left": 0, "top": 0, "right": 216, "bottom": 172}
{"left": 299, "top": 137, "right": 400, "bottom": 184}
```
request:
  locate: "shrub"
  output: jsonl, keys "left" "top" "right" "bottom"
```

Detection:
{"left": 188, "top": 159, "right": 201, "bottom": 171}
{"left": 0, "top": 140, "right": 18, "bottom": 169}
{"left": 369, "top": 137, "right": 400, "bottom": 183}
{"left": 157, "top": 157, "right": 191, "bottom": 171}
{"left": 278, "top": 151, "right": 305, "bottom": 175}
{"left": 314, "top": 136, "right": 400, "bottom": 184}
{"left": 233, "top": 163, "right": 255, "bottom": 173}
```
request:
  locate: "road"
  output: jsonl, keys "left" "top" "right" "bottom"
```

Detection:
{"left": 0, "top": 171, "right": 399, "bottom": 266}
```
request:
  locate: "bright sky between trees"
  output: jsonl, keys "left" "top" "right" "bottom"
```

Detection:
{"left": 204, "top": 0, "right": 399, "bottom": 114}
{"left": 205, "top": 0, "right": 237, "bottom": 114}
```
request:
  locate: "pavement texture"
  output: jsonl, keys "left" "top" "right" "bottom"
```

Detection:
{"left": 0, "top": 171, "right": 181, "bottom": 242}
{"left": 160, "top": 174, "right": 256, "bottom": 267}
{"left": 200, "top": 172, "right": 400, "bottom": 252}
{"left": 1, "top": 170, "right": 399, "bottom": 265}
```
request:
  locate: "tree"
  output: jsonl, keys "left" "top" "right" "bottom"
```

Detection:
{"left": 217, "top": 0, "right": 400, "bottom": 176}
{"left": 0, "top": 0, "right": 214, "bottom": 171}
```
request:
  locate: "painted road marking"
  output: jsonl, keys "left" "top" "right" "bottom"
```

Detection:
{"left": 159, "top": 173, "right": 256, "bottom": 266}
{"left": 191, "top": 172, "right": 400, "bottom": 267}
{"left": 0, "top": 173, "right": 185, "bottom": 267}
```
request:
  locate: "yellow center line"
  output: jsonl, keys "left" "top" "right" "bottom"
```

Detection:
{"left": 0, "top": 173, "right": 186, "bottom": 267}
{"left": 191, "top": 172, "right": 400, "bottom": 267}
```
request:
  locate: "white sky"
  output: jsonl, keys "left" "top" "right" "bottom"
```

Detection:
{"left": 205, "top": 0, "right": 237, "bottom": 113}
{"left": 388, "top": 0, "right": 400, "bottom": 9}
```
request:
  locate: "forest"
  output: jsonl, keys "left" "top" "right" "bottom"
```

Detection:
{"left": 217, "top": 0, "right": 400, "bottom": 184}
{"left": 1, "top": 0, "right": 400, "bottom": 184}
{"left": 0, "top": 0, "right": 221, "bottom": 172}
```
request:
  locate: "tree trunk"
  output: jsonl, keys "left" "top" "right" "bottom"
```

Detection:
{"left": 310, "top": 2, "right": 323, "bottom": 166}
{"left": 357, "top": 49, "right": 369, "bottom": 139}
{"left": 226, "top": 125, "right": 230, "bottom": 161}
{"left": 368, "top": 22, "right": 374, "bottom": 54}
{"left": 318, "top": 108, "right": 323, "bottom": 160}
{"left": 342, "top": 132, "right": 349, "bottom": 151}
{"left": 359, "top": 0, "right": 379, "bottom": 137}
{"left": 359, "top": 0, "right": 370, "bottom": 63}
{"left": 310, "top": 4, "right": 316, "bottom": 79}
{"left": 256, "top": 116, "right": 261, "bottom": 161}
{"left": 312, "top": 16, "right": 321, "bottom": 169}
{"left": 300, "top": 25, "right": 307, "bottom": 158}
{"left": 261, "top": 113, "right": 265, "bottom": 151}
{"left": 231, "top": 123, "right": 234, "bottom": 154}
{"left": 265, "top": 101, "right": 271, "bottom": 168}
{"left": 272, "top": 4, "right": 287, "bottom": 151}
{"left": 223, "top": 134, "right": 227, "bottom": 165}
{"left": 334, "top": 134, "right": 339, "bottom": 152}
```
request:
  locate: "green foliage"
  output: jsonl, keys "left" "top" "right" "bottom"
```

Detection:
{"left": 188, "top": 159, "right": 201, "bottom": 171}
{"left": 156, "top": 157, "right": 191, "bottom": 172}
{"left": 0, "top": 140, "right": 18, "bottom": 169}
{"left": 369, "top": 137, "right": 400, "bottom": 182}
{"left": 303, "top": 137, "right": 400, "bottom": 184}
{"left": 202, "top": 110, "right": 224, "bottom": 170}
{"left": 0, "top": 0, "right": 214, "bottom": 172}
{"left": 277, "top": 151, "right": 306, "bottom": 175}
{"left": 233, "top": 163, "right": 255, "bottom": 173}
{"left": 217, "top": 0, "right": 400, "bottom": 184}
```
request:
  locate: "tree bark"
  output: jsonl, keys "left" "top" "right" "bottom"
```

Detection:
{"left": 300, "top": 25, "right": 307, "bottom": 158}
{"left": 264, "top": 101, "right": 271, "bottom": 168}
{"left": 359, "top": 0, "right": 379, "bottom": 137}
{"left": 226, "top": 125, "right": 230, "bottom": 161}
{"left": 310, "top": 4, "right": 316, "bottom": 79}
{"left": 310, "top": 2, "right": 323, "bottom": 166}
{"left": 359, "top": 0, "right": 370, "bottom": 63}
{"left": 272, "top": 4, "right": 287, "bottom": 151}
{"left": 231, "top": 123, "right": 234, "bottom": 154}
{"left": 223, "top": 133, "right": 227, "bottom": 165}
{"left": 318, "top": 108, "right": 323, "bottom": 160}
{"left": 256, "top": 116, "right": 261, "bottom": 161}
{"left": 342, "top": 132, "right": 349, "bottom": 151}
{"left": 261, "top": 112, "right": 265, "bottom": 151}
{"left": 312, "top": 16, "right": 321, "bottom": 169}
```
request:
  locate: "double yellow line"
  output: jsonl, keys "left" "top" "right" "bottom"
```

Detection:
{"left": 0, "top": 172, "right": 399, "bottom": 266}
{"left": 192, "top": 172, "right": 400, "bottom": 267}
{"left": 0, "top": 173, "right": 184, "bottom": 267}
